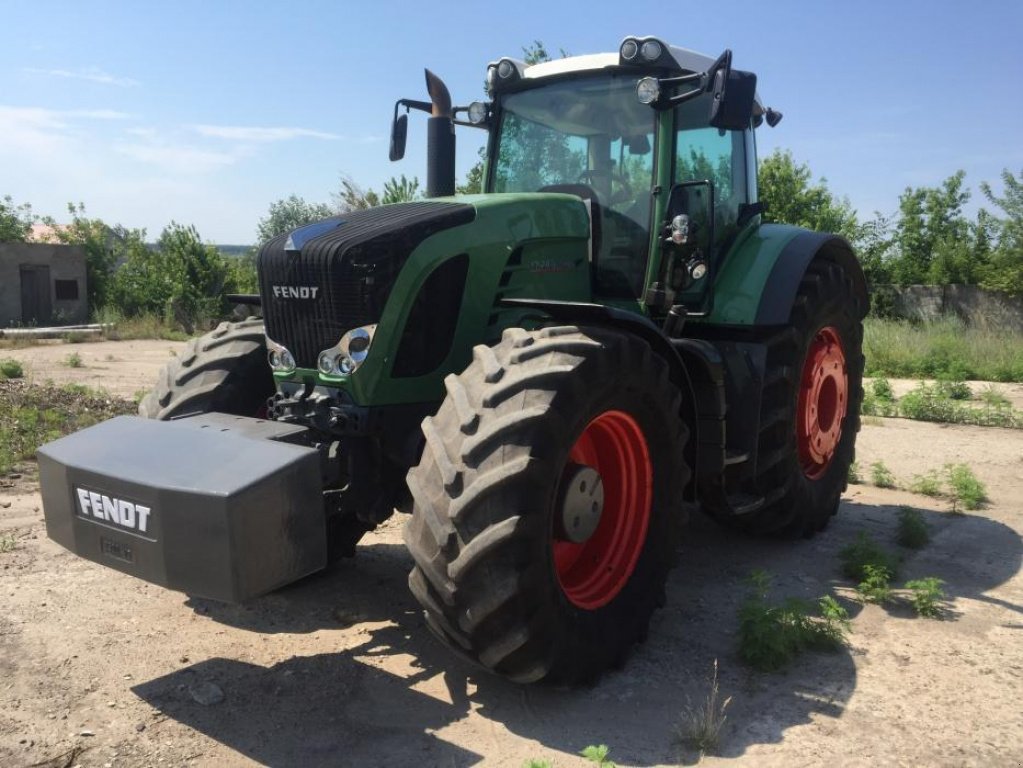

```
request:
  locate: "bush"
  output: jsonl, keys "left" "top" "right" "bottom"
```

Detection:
{"left": 840, "top": 532, "right": 900, "bottom": 581}
{"left": 870, "top": 460, "right": 896, "bottom": 488}
{"left": 909, "top": 471, "right": 942, "bottom": 498}
{"left": 871, "top": 377, "right": 895, "bottom": 401}
{"left": 0, "top": 359, "right": 24, "bottom": 379}
{"left": 896, "top": 507, "right": 930, "bottom": 549}
{"left": 857, "top": 564, "right": 893, "bottom": 604}
{"left": 905, "top": 577, "right": 947, "bottom": 618}
{"left": 946, "top": 463, "right": 987, "bottom": 510}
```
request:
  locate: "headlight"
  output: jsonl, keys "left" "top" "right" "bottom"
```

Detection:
{"left": 636, "top": 77, "right": 661, "bottom": 105}
{"left": 316, "top": 325, "right": 377, "bottom": 377}
{"left": 266, "top": 337, "right": 296, "bottom": 373}
{"left": 620, "top": 39, "right": 638, "bottom": 61}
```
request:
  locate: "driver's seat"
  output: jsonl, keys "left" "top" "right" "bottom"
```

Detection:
{"left": 537, "top": 184, "right": 603, "bottom": 266}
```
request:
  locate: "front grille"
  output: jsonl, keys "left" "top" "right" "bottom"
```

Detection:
{"left": 258, "top": 202, "right": 475, "bottom": 368}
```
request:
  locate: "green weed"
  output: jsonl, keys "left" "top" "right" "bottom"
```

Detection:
{"left": 857, "top": 564, "right": 893, "bottom": 604}
{"left": 978, "top": 385, "right": 1011, "bottom": 408}
{"left": 839, "top": 532, "right": 900, "bottom": 581}
{"left": 870, "top": 460, "right": 896, "bottom": 489}
{"left": 909, "top": 471, "right": 943, "bottom": 498}
{"left": 0, "top": 359, "right": 24, "bottom": 379}
{"left": 847, "top": 461, "right": 861, "bottom": 484}
{"left": 737, "top": 571, "right": 850, "bottom": 672}
{"left": 945, "top": 464, "right": 987, "bottom": 511}
{"left": 0, "top": 534, "right": 16, "bottom": 553}
{"left": 905, "top": 577, "right": 947, "bottom": 618}
{"left": 871, "top": 377, "right": 895, "bottom": 401}
{"left": 935, "top": 376, "right": 972, "bottom": 400}
{"left": 65, "top": 352, "right": 83, "bottom": 368}
{"left": 676, "top": 659, "right": 731, "bottom": 756}
{"left": 580, "top": 745, "right": 617, "bottom": 768}
{"left": 896, "top": 507, "right": 930, "bottom": 549}
{"left": 522, "top": 761, "right": 553, "bottom": 768}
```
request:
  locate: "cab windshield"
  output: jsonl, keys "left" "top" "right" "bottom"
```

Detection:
{"left": 492, "top": 73, "right": 656, "bottom": 297}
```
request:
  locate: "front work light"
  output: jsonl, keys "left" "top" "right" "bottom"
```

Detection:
{"left": 636, "top": 77, "right": 661, "bottom": 105}
{"left": 316, "top": 325, "right": 377, "bottom": 377}
{"left": 467, "top": 101, "right": 488, "bottom": 124}
{"left": 640, "top": 40, "right": 663, "bottom": 61}
{"left": 620, "top": 39, "right": 639, "bottom": 61}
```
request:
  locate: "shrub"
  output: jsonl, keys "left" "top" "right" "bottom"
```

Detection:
{"left": 857, "top": 564, "right": 893, "bottom": 604}
{"left": 909, "top": 471, "right": 942, "bottom": 498}
{"left": 839, "top": 532, "right": 900, "bottom": 581}
{"left": 0, "top": 358, "right": 24, "bottom": 379}
{"left": 737, "top": 571, "right": 849, "bottom": 672}
{"left": 905, "top": 577, "right": 947, "bottom": 618}
{"left": 945, "top": 464, "right": 987, "bottom": 511}
{"left": 870, "top": 460, "right": 896, "bottom": 488}
{"left": 871, "top": 377, "right": 895, "bottom": 401}
{"left": 896, "top": 507, "right": 929, "bottom": 549}
{"left": 935, "top": 376, "right": 972, "bottom": 400}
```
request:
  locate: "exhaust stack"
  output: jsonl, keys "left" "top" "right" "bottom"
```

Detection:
{"left": 424, "top": 69, "right": 455, "bottom": 197}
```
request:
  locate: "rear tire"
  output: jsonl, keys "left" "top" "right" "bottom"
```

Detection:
{"left": 715, "top": 259, "right": 865, "bottom": 537}
{"left": 404, "top": 326, "right": 689, "bottom": 684}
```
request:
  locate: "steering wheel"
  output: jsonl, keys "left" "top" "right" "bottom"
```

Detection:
{"left": 579, "top": 169, "right": 633, "bottom": 206}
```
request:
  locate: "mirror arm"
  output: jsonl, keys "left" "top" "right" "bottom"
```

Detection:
{"left": 397, "top": 98, "right": 433, "bottom": 115}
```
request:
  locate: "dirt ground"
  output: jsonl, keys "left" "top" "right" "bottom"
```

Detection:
{"left": 2, "top": 340, "right": 1022, "bottom": 767}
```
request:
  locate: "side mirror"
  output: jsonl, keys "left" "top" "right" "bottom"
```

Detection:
{"left": 625, "top": 134, "right": 651, "bottom": 156}
{"left": 707, "top": 50, "right": 757, "bottom": 131}
{"left": 389, "top": 112, "right": 408, "bottom": 162}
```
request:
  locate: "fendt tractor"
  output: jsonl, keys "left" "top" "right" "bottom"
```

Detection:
{"left": 39, "top": 37, "right": 866, "bottom": 684}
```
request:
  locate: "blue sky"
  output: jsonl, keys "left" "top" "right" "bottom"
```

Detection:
{"left": 2, "top": 0, "right": 1021, "bottom": 244}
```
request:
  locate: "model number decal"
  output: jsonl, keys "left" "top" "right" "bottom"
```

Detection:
{"left": 75, "top": 488, "right": 152, "bottom": 535}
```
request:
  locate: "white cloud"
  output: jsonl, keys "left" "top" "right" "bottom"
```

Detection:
{"left": 115, "top": 142, "right": 240, "bottom": 175}
{"left": 24, "top": 66, "right": 139, "bottom": 87}
{"left": 190, "top": 124, "right": 342, "bottom": 142}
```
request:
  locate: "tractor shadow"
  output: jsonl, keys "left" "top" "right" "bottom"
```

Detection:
{"left": 137, "top": 499, "right": 1022, "bottom": 766}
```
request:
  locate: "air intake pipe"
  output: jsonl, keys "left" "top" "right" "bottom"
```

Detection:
{"left": 425, "top": 69, "right": 455, "bottom": 198}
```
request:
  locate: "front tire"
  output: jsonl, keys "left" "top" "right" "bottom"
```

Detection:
{"left": 404, "top": 326, "right": 690, "bottom": 684}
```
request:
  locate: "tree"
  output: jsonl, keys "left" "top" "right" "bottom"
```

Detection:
{"left": 45, "top": 203, "right": 139, "bottom": 311}
{"left": 334, "top": 175, "right": 380, "bottom": 212}
{"left": 381, "top": 174, "right": 420, "bottom": 204}
{"left": 757, "top": 150, "right": 859, "bottom": 242}
{"left": 0, "top": 195, "right": 35, "bottom": 242}
{"left": 891, "top": 171, "right": 972, "bottom": 285}
{"left": 979, "top": 167, "right": 1023, "bottom": 295}
{"left": 256, "top": 194, "right": 334, "bottom": 243}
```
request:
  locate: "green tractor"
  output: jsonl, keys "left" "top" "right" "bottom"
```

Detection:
{"left": 39, "top": 36, "right": 866, "bottom": 685}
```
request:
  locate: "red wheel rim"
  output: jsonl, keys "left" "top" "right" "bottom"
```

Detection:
{"left": 797, "top": 326, "right": 848, "bottom": 479}
{"left": 553, "top": 410, "right": 652, "bottom": 610}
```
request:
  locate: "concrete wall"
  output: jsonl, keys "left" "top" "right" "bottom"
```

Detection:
{"left": 882, "top": 284, "right": 1023, "bottom": 330}
{"left": 0, "top": 243, "right": 88, "bottom": 327}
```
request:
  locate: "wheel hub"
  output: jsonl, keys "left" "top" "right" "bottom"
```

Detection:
{"left": 797, "top": 326, "right": 848, "bottom": 479}
{"left": 556, "top": 464, "right": 605, "bottom": 544}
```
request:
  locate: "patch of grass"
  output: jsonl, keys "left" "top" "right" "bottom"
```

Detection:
{"left": 523, "top": 761, "right": 553, "bottom": 768}
{"left": 0, "top": 534, "right": 16, "bottom": 553}
{"left": 870, "top": 460, "right": 896, "bottom": 489}
{"left": 899, "top": 383, "right": 1022, "bottom": 428}
{"left": 65, "top": 351, "right": 83, "bottom": 368}
{"left": 946, "top": 463, "right": 987, "bottom": 511}
{"left": 857, "top": 564, "right": 893, "bottom": 604}
{"left": 905, "top": 577, "right": 947, "bottom": 618}
{"left": 909, "top": 470, "right": 943, "bottom": 498}
{"left": 97, "top": 308, "right": 191, "bottom": 342}
{"left": 62, "top": 331, "right": 91, "bottom": 344}
{"left": 839, "top": 532, "right": 900, "bottom": 581}
{"left": 580, "top": 745, "right": 617, "bottom": 768}
{"left": 0, "top": 358, "right": 24, "bottom": 379}
{"left": 737, "top": 571, "right": 850, "bottom": 672}
{"left": 847, "top": 461, "right": 861, "bottom": 484}
{"left": 864, "top": 316, "right": 1023, "bottom": 382}
{"left": 677, "top": 660, "right": 731, "bottom": 757}
{"left": 896, "top": 507, "right": 930, "bottom": 549}
{"left": 0, "top": 378, "right": 135, "bottom": 473}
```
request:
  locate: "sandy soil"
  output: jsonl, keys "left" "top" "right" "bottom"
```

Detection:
{"left": 1, "top": 340, "right": 1021, "bottom": 767}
